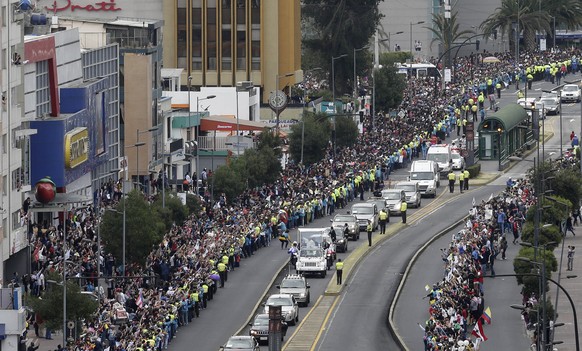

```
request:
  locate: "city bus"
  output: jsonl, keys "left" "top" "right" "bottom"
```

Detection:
{"left": 395, "top": 63, "right": 441, "bottom": 79}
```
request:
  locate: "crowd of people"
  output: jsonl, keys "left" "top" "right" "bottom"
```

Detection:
{"left": 17, "top": 46, "right": 582, "bottom": 351}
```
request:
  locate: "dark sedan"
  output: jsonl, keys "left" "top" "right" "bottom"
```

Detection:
{"left": 248, "top": 313, "right": 287, "bottom": 344}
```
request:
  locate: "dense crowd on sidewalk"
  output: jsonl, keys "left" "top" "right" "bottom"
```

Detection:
{"left": 421, "top": 177, "right": 535, "bottom": 351}
{"left": 16, "top": 47, "right": 582, "bottom": 351}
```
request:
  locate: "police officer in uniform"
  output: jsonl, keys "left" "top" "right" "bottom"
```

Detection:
{"left": 217, "top": 261, "right": 227, "bottom": 288}
{"left": 463, "top": 169, "right": 470, "bottom": 190}
{"left": 366, "top": 220, "right": 373, "bottom": 247}
{"left": 459, "top": 171, "right": 465, "bottom": 193}
{"left": 330, "top": 226, "right": 337, "bottom": 242}
{"left": 400, "top": 201, "right": 408, "bottom": 223}
{"left": 336, "top": 259, "right": 344, "bottom": 285}
{"left": 448, "top": 170, "right": 456, "bottom": 193}
{"left": 378, "top": 208, "right": 388, "bottom": 234}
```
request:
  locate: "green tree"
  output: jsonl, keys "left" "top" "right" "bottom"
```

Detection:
{"left": 480, "top": 0, "right": 550, "bottom": 52}
{"left": 239, "top": 147, "right": 282, "bottom": 188}
{"left": 427, "top": 12, "right": 475, "bottom": 67}
{"left": 513, "top": 246, "right": 557, "bottom": 296}
{"left": 211, "top": 159, "right": 246, "bottom": 201}
{"left": 334, "top": 115, "right": 359, "bottom": 149}
{"left": 550, "top": 168, "right": 581, "bottom": 211}
{"left": 520, "top": 223, "right": 562, "bottom": 249}
{"left": 256, "top": 128, "right": 282, "bottom": 158}
{"left": 152, "top": 193, "right": 189, "bottom": 231}
{"left": 302, "top": 0, "right": 383, "bottom": 95}
{"left": 26, "top": 277, "right": 99, "bottom": 331}
{"left": 373, "top": 64, "right": 406, "bottom": 114}
{"left": 101, "top": 190, "right": 166, "bottom": 265}
{"left": 288, "top": 112, "right": 331, "bottom": 164}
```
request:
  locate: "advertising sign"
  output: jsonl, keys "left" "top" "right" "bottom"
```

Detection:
{"left": 64, "top": 127, "right": 89, "bottom": 168}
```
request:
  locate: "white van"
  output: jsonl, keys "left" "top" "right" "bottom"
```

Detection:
{"left": 426, "top": 144, "right": 452, "bottom": 175}
{"left": 409, "top": 160, "right": 439, "bottom": 197}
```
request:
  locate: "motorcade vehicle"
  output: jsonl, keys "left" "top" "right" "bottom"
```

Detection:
{"left": 381, "top": 189, "right": 406, "bottom": 215}
{"left": 426, "top": 144, "right": 452, "bottom": 175}
{"left": 450, "top": 151, "right": 465, "bottom": 170}
{"left": 560, "top": 84, "right": 581, "bottom": 103}
{"left": 409, "top": 160, "right": 439, "bottom": 197}
{"left": 395, "top": 62, "right": 441, "bottom": 79}
{"left": 277, "top": 274, "right": 310, "bottom": 307}
{"left": 296, "top": 228, "right": 335, "bottom": 277}
{"left": 351, "top": 203, "right": 379, "bottom": 232}
{"left": 517, "top": 97, "right": 537, "bottom": 108}
{"left": 248, "top": 314, "right": 287, "bottom": 344}
{"left": 331, "top": 213, "right": 358, "bottom": 242}
{"left": 538, "top": 97, "right": 560, "bottom": 115}
{"left": 331, "top": 214, "right": 360, "bottom": 243}
{"left": 366, "top": 197, "right": 389, "bottom": 222}
{"left": 263, "top": 294, "right": 299, "bottom": 325}
{"left": 220, "top": 336, "right": 261, "bottom": 350}
{"left": 393, "top": 181, "right": 421, "bottom": 208}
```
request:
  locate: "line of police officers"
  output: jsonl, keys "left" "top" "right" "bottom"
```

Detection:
{"left": 447, "top": 169, "right": 470, "bottom": 193}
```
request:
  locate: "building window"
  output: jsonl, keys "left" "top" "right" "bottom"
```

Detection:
{"left": 36, "top": 60, "right": 50, "bottom": 116}
{"left": 207, "top": 4, "right": 217, "bottom": 71}
{"left": 251, "top": 1, "right": 260, "bottom": 70}
{"left": 221, "top": 0, "right": 232, "bottom": 71}
{"left": 177, "top": 1, "right": 187, "bottom": 69}
{"left": 192, "top": 0, "right": 202, "bottom": 70}
{"left": 236, "top": 0, "right": 246, "bottom": 71}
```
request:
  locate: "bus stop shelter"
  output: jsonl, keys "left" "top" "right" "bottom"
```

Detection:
{"left": 478, "top": 103, "right": 534, "bottom": 169}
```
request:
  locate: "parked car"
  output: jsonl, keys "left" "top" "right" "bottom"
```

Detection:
{"left": 220, "top": 336, "right": 260, "bottom": 351}
{"left": 249, "top": 313, "right": 287, "bottom": 344}
{"left": 331, "top": 214, "right": 359, "bottom": 241}
{"left": 450, "top": 151, "right": 465, "bottom": 170}
{"left": 381, "top": 189, "right": 406, "bottom": 215}
{"left": 393, "top": 181, "right": 421, "bottom": 208}
{"left": 277, "top": 274, "right": 310, "bottom": 307}
{"left": 560, "top": 84, "right": 581, "bottom": 103}
{"left": 263, "top": 294, "right": 299, "bottom": 325}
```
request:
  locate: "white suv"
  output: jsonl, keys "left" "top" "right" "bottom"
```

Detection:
{"left": 263, "top": 294, "right": 299, "bottom": 325}
{"left": 561, "top": 84, "right": 581, "bottom": 103}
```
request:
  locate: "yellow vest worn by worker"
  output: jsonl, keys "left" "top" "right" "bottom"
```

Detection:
{"left": 379, "top": 210, "right": 388, "bottom": 221}
{"left": 463, "top": 170, "right": 469, "bottom": 180}
{"left": 217, "top": 262, "right": 226, "bottom": 272}
{"left": 448, "top": 172, "right": 456, "bottom": 181}
{"left": 400, "top": 202, "right": 407, "bottom": 212}
{"left": 459, "top": 172, "right": 465, "bottom": 181}
{"left": 366, "top": 222, "right": 373, "bottom": 232}
{"left": 336, "top": 261, "right": 344, "bottom": 270}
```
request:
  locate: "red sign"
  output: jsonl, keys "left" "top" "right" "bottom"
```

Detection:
{"left": 44, "top": 0, "right": 122, "bottom": 13}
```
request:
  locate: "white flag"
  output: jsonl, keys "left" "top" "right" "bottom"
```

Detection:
{"left": 472, "top": 197, "right": 476, "bottom": 207}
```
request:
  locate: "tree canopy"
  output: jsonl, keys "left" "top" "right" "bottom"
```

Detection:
{"left": 100, "top": 190, "right": 166, "bottom": 266}
{"left": 288, "top": 112, "right": 332, "bottom": 165}
{"left": 302, "top": 0, "right": 383, "bottom": 96}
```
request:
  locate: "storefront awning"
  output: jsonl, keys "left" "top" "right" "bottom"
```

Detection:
{"left": 200, "top": 116, "right": 273, "bottom": 132}
{"left": 478, "top": 103, "right": 529, "bottom": 133}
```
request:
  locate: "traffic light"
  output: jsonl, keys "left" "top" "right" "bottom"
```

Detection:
{"left": 476, "top": 40, "right": 480, "bottom": 51}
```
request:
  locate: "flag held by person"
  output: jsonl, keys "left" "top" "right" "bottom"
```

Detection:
{"left": 482, "top": 306, "right": 492, "bottom": 324}
{"left": 471, "top": 319, "right": 488, "bottom": 341}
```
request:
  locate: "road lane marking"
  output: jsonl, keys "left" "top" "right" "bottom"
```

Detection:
{"left": 281, "top": 295, "right": 324, "bottom": 350}
{"left": 309, "top": 295, "right": 341, "bottom": 351}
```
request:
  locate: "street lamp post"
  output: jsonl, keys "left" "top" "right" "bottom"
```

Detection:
{"left": 353, "top": 45, "right": 369, "bottom": 101}
{"left": 331, "top": 54, "right": 347, "bottom": 158}
{"left": 301, "top": 67, "right": 322, "bottom": 165}
{"left": 502, "top": 273, "right": 579, "bottom": 351}
{"left": 497, "top": 127, "right": 503, "bottom": 170}
{"left": 388, "top": 31, "right": 404, "bottom": 52}
{"left": 409, "top": 21, "right": 425, "bottom": 59}
{"left": 235, "top": 84, "right": 254, "bottom": 155}
{"left": 372, "top": 39, "right": 389, "bottom": 127}
{"left": 275, "top": 73, "right": 294, "bottom": 136}
{"left": 195, "top": 94, "right": 216, "bottom": 176}
{"left": 135, "top": 127, "right": 158, "bottom": 191}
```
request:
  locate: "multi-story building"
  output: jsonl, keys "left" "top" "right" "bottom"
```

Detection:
{"left": 33, "top": 0, "right": 302, "bottom": 105}
{"left": 0, "top": 0, "right": 29, "bottom": 280}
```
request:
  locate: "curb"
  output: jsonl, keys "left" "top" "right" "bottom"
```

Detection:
{"left": 387, "top": 217, "right": 468, "bottom": 351}
{"left": 233, "top": 258, "right": 289, "bottom": 336}
{"left": 323, "top": 222, "right": 405, "bottom": 295}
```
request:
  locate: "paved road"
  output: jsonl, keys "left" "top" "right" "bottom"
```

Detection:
{"left": 167, "top": 162, "right": 437, "bottom": 350}
{"left": 314, "top": 179, "right": 503, "bottom": 350}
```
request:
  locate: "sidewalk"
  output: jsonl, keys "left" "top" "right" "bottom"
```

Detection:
{"left": 551, "top": 231, "right": 581, "bottom": 351}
